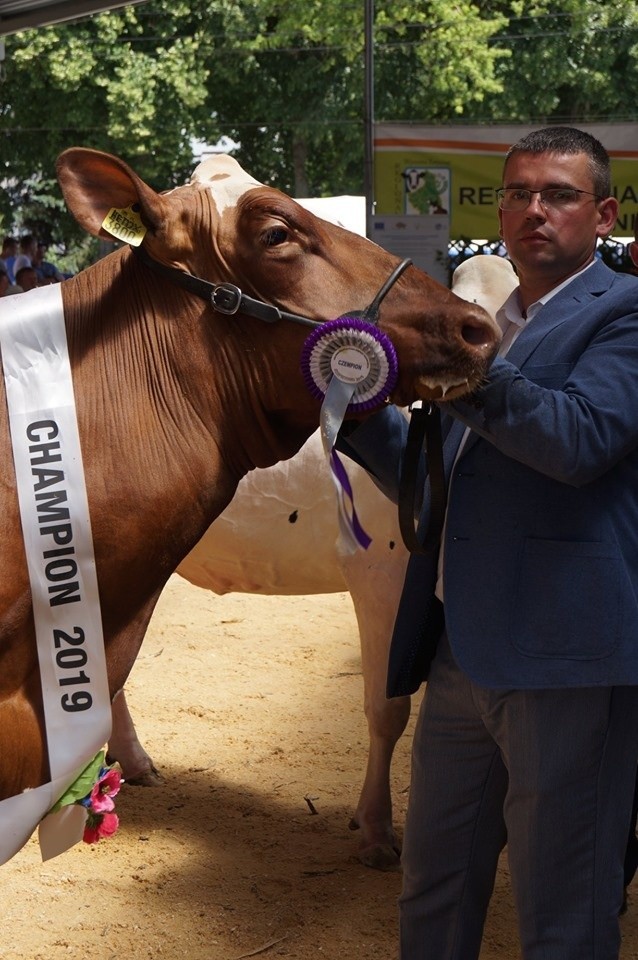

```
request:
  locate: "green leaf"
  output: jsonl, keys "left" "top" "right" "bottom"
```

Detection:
{"left": 49, "top": 751, "right": 106, "bottom": 813}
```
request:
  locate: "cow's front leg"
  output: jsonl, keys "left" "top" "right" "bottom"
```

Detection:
{"left": 107, "top": 688, "right": 162, "bottom": 785}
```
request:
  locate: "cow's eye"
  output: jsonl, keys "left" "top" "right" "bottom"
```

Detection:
{"left": 263, "top": 226, "right": 289, "bottom": 247}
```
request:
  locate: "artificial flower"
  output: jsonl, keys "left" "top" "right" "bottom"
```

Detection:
{"left": 49, "top": 750, "right": 124, "bottom": 846}
{"left": 88, "top": 766, "right": 122, "bottom": 814}
{"left": 83, "top": 810, "right": 119, "bottom": 844}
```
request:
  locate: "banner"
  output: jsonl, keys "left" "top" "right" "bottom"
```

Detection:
{"left": 374, "top": 123, "right": 638, "bottom": 242}
{"left": 0, "top": 285, "right": 111, "bottom": 864}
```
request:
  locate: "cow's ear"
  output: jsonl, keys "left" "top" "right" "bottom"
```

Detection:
{"left": 56, "top": 148, "right": 168, "bottom": 241}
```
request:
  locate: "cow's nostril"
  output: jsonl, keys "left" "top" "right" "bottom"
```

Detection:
{"left": 462, "top": 323, "right": 496, "bottom": 348}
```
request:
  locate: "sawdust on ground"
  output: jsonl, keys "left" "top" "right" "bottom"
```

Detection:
{"left": 4, "top": 574, "right": 638, "bottom": 960}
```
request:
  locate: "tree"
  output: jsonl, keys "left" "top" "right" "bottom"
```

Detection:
{"left": 0, "top": 1, "right": 220, "bottom": 249}
{"left": 195, "top": 1, "right": 509, "bottom": 194}
{"left": 0, "top": 0, "right": 509, "bottom": 237}
{"left": 1, "top": 0, "right": 636, "bottom": 249}
{"left": 478, "top": 0, "right": 638, "bottom": 122}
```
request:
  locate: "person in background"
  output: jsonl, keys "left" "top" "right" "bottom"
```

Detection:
{"left": 337, "top": 126, "right": 638, "bottom": 960}
{"left": 1, "top": 236, "right": 18, "bottom": 282}
{"left": 14, "top": 264, "right": 38, "bottom": 292}
{"left": 11, "top": 233, "right": 37, "bottom": 280}
{"left": 33, "top": 242, "right": 64, "bottom": 284}
{"left": 0, "top": 259, "right": 24, "bottom": 295}
{"left": 0, "top": 261, "right": 9, "bottom": 297}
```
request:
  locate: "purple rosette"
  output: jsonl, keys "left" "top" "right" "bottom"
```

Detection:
{"left": 300, "top": 316, "right": 398, "bottom": 413}
{"left": 300, "top": 317, "right": 399, "bottom": 552}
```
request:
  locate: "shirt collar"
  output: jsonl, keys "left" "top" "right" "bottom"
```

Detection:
{"left": 495, "top": 258, "right": 597, "bottom": 328}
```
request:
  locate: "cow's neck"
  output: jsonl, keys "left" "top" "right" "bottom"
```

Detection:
{"left": 60, "top": 250, "right": 320, "bottom": 558}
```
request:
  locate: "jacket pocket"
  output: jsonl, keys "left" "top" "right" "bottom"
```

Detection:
{"left": 511, "top": 538, "right": 621, "bottom": 660}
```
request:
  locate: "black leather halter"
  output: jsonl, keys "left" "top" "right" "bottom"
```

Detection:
{"left": 132, "top": 243, "right": 412, "bottom": 330}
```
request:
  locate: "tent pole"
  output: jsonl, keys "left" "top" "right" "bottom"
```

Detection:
{"left": 364, "top": 0, "right": 375, "bottom": 239}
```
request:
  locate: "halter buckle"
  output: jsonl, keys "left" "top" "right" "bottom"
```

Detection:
{"left": 211, "top": 283, "right": 242, "bottom": 315}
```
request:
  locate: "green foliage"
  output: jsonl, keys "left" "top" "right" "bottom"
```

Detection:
{"left": 0, "top": 0, "right": 636, "bottom": 257}
{"left": 374, "top": 2, "right": 508, "bottom": 120}
{"left": 479, "top": 0, "right": 638, "bottom": 121}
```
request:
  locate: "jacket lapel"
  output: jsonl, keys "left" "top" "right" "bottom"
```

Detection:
{"left": 504, "top": 259, "right": 614, "bottom": 368}
{"left": 453, "top": 260, "right": 615, "bottom": 462}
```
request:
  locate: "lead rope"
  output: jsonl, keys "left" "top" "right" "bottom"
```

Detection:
{"left": 398, "top": 403, "right": 447, "bottom": 555}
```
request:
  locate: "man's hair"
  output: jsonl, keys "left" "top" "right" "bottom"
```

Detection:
{"left": 504, "top": 126, "right": 612, "bottom": 198}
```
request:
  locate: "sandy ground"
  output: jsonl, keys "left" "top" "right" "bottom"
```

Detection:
{"left": 4, "top": 574, "right": 638, "bottom": 960}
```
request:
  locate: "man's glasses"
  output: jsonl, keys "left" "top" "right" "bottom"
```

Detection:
{"left": 496, "top": 187, "right": 602, "bottom": 211}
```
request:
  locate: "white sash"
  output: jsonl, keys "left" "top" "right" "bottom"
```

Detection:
{"left": 0, "top": 286, "right": 111, "bottom": 864}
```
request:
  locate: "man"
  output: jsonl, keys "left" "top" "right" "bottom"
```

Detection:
{"left": 338, "top": 126, "right": 638, "bottom": 959}
{"left": 622, "top": 226, "right": 638, "bottom": 911}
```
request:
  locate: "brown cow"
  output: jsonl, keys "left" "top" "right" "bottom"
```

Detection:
{"left": 0, "top": 149, "right": 500, "bottom": 855}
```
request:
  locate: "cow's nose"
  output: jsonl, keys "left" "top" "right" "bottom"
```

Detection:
{"left": 459, "top": 307, "right": 502, "bottom": 356}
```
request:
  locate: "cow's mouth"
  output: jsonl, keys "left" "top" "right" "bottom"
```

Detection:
{"left": 415, "top": 376, "right": 471, "bottom": 401}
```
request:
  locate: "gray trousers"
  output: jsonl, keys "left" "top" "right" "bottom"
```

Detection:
{"left": 400, "top": 633, "right": 638, "bottom": 960}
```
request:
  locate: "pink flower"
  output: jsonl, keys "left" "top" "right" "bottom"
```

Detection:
{"left": 83, "top": 811, "right": 119, "bottom": 844}
{"left": 88, "top": 767, "right": 122, "bottom": 814}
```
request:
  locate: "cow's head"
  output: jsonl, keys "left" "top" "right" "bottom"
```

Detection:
{"left": 56, "top": 148, "right": 501, "bottom": 414}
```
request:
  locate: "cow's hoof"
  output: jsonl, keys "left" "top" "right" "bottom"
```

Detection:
{"left": 349, "top": 815, "right": 401, "bottom": 871}
{"left": 124, "top": 765, "right": 163, "bottom": 787}
{"left": 357, "top": 842, "right": 401, "bottom": 872}
{"left": 106, "top": 753, "right": 163, "bottom": 787}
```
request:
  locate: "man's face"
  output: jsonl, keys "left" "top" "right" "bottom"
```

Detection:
{"left": 498, "top": 150, "right": 618, "bottom": 283}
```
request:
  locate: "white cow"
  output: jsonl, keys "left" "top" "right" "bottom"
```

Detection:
{"left": 109, "top": 254, "right": 517, "bottom": 869}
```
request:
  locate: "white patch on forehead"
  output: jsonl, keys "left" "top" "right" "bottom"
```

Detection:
{"left": 190, "top": 153, "right": 262, "bottom": 216}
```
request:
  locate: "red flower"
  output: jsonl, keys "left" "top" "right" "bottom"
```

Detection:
{"left": 83, "top": 810, "right": 120, "bottom": 844}
{"left": 88, "top": 767, "right": 122, "bottom": 814}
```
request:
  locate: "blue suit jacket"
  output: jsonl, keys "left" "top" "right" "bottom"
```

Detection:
{"left": 338, "top": 260, "right": 638, "bottom": 696}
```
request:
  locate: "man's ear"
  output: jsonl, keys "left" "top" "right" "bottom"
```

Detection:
{"left": 596, "top": 196, "right": 619, "bottom": 240}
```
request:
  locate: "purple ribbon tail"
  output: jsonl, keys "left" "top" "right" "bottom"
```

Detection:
{"left": 329, "top": 449, "right": 372, "bottom": 550}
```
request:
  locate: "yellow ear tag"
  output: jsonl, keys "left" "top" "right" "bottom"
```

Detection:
{"left": 101, "top": 204, "right": 148, "bottom": 246}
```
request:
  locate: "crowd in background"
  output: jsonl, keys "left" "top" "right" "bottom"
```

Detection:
{"left": 0, "top": 234, "right": 66, "bottom": 296}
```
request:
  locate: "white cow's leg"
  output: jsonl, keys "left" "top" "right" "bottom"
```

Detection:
{"left": 107, "top": 689, "right": 162, "bottom": 786}
{"left": 350, "top": 680, "right": 410, "bottom": 869}
{"left": 342, "top": 538, "right": 411, "bottom": 870}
